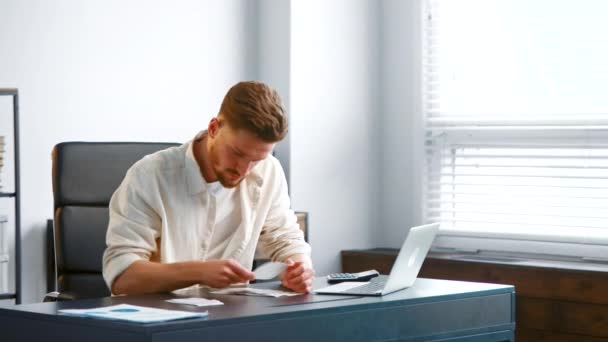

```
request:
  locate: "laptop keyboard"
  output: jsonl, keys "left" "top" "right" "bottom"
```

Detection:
{"left": 346, "top": 279, "right": 387, "bottom": 294}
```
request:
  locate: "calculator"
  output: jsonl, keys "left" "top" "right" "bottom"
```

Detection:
{"left": 326, "top": 270, "right": 380, "bottom": 284}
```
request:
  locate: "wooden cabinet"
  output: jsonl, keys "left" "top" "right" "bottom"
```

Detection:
{"left": 342, "top": 249, "right": 608, "bottom": 342}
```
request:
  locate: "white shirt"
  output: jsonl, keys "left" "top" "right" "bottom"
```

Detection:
{"left": 205, "top": 181, "right": 241, "bottom": 260}
{"left": 102, "top": 134, "right": 311, "bottom": 291}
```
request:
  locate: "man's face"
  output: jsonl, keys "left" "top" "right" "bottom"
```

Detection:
{"left": 208, "top": 120, "right": 274, "bottom": 188}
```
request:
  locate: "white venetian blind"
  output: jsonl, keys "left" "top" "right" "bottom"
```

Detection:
{"left": 423, "top": 0, "right": 608, "bottom": 254}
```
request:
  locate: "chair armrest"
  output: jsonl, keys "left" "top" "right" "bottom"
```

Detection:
{"left": 46, "top": 219, "right": 57, "bottom": 294}
{"left": 43, "top": 291, "right": 77, "bottom": 302}
{"left": 295, "top": 211, "right": 308, "bottom": 242}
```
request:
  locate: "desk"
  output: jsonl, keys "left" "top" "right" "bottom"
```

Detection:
{"left": 0, "top": 277, "right": 515, "bottom": 341}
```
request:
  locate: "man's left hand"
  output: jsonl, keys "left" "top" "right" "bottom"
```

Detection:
{"left": 280, "top": 258, "right": 315, "bottom": 293}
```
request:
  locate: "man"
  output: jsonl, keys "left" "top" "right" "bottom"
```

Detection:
{"left": 102, "top": 81, "right": 314, "bottom": 295}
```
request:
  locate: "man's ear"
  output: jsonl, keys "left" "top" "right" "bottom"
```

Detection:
{"left": 208, "top": 117, "right": 221, "bottom": 138}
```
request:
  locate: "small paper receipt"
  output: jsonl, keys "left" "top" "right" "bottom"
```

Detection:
{"left": 166, "top": 298, "right": 224, "bottom": 307}
{"left": 210, "top": 287, "right": 301, "bottom": 297}
{"left": 253, "top": 261, "right": 288, "bottom": 280}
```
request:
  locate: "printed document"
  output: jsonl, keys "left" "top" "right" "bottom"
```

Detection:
{"left": 58, "top": 304, "right": 208, "bottom": 323}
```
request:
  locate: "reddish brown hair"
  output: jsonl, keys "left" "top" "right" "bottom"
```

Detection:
{"left": 219, "top": 81, "right": 288, "bottom": 142}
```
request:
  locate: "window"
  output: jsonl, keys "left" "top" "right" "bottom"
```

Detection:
{"left": 423, "top": 0, "right": 608, "bottom": 260}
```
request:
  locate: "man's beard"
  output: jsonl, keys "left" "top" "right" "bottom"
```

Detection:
{"left": 209, "top": 143, "right": 243, "bottom": 188}
{"left": 216, "top": 169, "right": 242, "bottom": 188}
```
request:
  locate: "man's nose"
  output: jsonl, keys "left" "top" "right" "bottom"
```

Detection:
{"left": 236, "top": 159, "right": 252, "bottom": 175}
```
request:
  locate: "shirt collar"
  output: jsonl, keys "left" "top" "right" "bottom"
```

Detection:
{"left": 184, "top": 131, "right": 264, "bottom": 196}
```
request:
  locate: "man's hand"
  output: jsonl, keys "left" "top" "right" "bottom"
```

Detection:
{"left": 279, "top": 256, "right": 315, "bottom": 293}
{"left": 198, "top": 259, "right": 255, "bottom": 288}
{"left": 111, "top": 259, "right": 256, "bottom": 295}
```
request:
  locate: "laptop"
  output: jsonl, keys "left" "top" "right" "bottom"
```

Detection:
{"left": 315, "top": 223, "right": 440, "bottom": 296}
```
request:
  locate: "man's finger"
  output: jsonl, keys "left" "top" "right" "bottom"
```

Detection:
{"left": 228, "top": 261, "right": 255, "bottom": 281}
{"left": 223, "top": 269, "right": 244, "bottom": 284}
{"left": 289, "top": 268, "right": 314, "bottom": 282}
{"left": 286, "top": 261, "right": 302, "bottom": 271}
{"left": 285, "top": 278, "right": 312, "bottom": 293}
{"left": 287, "top": 275, "right": 304, "bottom": 286}
{"left": 286, "top": 270, "right": 314, "bottom": 287}
{"left": 286, "top": 265, "right": 305, "bottom": 280}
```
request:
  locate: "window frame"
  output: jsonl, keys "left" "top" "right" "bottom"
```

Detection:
{"left": 420, "top": 0, "right": 608, "bottom": 262}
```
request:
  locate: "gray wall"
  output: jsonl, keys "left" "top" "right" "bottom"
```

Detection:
{"left": 378, "top": 0, "right": 423, "bottom": 247}
{"left": 257, "top": 0, "right": 291, "bottom": 184}
{"left": 290, "top": 0, "right": 381, "bottom": 276}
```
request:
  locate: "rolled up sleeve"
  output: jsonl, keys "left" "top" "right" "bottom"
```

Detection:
{"left": 102, "top": 167, "right": 161, "bottom": 291}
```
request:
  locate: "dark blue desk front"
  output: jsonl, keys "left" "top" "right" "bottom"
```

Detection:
{"left": 0, "top": 278, "right": 515, "bottom": 341}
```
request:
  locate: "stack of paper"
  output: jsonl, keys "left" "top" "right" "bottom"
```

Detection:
{"left": 210, "top": 287, "right": 301, "bottom": 298}
{"left": 166, "top": 297, "right": 224, "bottom": 307}
{"left": 58, "top": 304, "right": 208, "bottom": 323}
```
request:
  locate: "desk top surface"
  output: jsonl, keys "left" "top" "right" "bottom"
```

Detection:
{"left": 0, "top": 277, "right": 514, "bottom": 333}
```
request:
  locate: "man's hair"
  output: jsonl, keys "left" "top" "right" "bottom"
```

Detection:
{"left": 219, "top": 81, "right": 288, "bottom": 142}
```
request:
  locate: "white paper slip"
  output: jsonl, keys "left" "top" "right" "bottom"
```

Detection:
{"left": 166, "top": 298, "right": 224, "bottom": 307}
{"left": 58, "top": 304, "right": 208, "bottom": 323}
{"left": 210, "top": 287, "right": 301, "bottom": 297}
{"left": 314, "top": 281, "right": 370, "bottom": 294}
{"left": 253, "top": 261, "right": 288, "bottom": 280}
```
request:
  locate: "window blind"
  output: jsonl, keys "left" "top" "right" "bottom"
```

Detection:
{"left": 422, "top": 0, "right": 608, "bottom": 258}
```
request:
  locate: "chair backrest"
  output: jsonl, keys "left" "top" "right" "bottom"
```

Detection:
{"left": 51, "top": 142, "right": 179, "bottom": 299}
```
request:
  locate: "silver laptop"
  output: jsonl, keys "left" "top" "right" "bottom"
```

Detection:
{"left": 315, "top": 223, "right": 440, "bottom": 296}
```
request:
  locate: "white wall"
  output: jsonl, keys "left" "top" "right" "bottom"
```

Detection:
{"left": 378, "top": 0, "right": 424, "bottom": 247}
{"left": 0, "top": 0, "right": 406, "bottom": 303}
{"left": 0, "top": 0, "right": 258, "bottom": 303}
{"left": 290, "top": 0, "right": 381, "bottom": 276}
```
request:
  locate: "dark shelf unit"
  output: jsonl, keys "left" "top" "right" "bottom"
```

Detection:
{"left": 0, "top": 88, "right": 21, "bottom": 304}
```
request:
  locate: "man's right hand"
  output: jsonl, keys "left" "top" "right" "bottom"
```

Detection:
{"left": 111, "top": 259, "right": 256, "bottom": 295}
{"left": 197, "top": 259, "right": 255, "bottom": 288}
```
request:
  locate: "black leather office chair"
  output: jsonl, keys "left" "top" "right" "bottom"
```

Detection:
{"left": 46, "top": 142, "right": 179, "bottom": 301}
{"left": 46, "top": 142, "right": 310, "bottom": 300}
